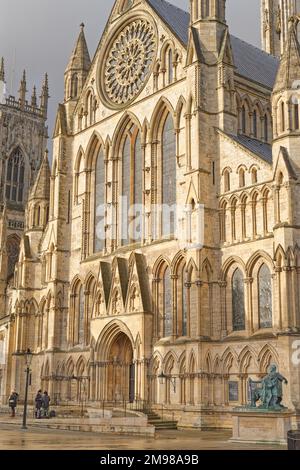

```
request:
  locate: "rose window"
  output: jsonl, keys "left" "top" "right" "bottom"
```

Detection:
{"left": 103, "top": 19, "right": 156, "bottom": 107}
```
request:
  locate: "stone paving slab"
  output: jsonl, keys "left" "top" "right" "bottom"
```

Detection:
{"left": 0, "top": 418, "right": 286, "bottom": 450}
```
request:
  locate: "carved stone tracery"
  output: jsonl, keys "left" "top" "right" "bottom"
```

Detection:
{"left": 102, "top": 18, "right": 156, "bottom": 108}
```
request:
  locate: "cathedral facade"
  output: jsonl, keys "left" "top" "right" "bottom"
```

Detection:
{"left": 0, "top": 61, "right": 48, "bottom": 400}
{"left": 1, "top": 0, "right": 300, "bottom": 429}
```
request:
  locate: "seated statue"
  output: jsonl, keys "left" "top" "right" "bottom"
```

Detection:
{"left": 248, "top": 364, "right": 288, "bottom": 411}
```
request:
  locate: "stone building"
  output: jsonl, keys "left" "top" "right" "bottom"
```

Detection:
{"left": 0, "top": 60, "right": 48, "bottom": 399}
{"left": 262, "top": 0, "right": 300, "bottom": 56}
{"left": 1, "top": 0, "right": 300, "bottom": 429}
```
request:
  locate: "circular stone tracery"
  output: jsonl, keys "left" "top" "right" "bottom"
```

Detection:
{"left": 103, "top": 19, "right": 156, "bottom": 107}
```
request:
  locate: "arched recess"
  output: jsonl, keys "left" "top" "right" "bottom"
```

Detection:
{"left": 95, "top": 320, "right": 135, "bottom": 403}
{"left": 175, "top": 96, "right": 187, "bottom": 168}
{"left": 74, "top": 147, "right": 85, "bottom": 202}
{"left": 153, "top": 256, "right": 173, "bottom": 339}
{"left": 84, "top": 273, "right": 97, "bottom": 345}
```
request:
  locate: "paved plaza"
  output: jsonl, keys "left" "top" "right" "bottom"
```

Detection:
{"left": 0, "top": 419, "right": 285, "bottom": 451}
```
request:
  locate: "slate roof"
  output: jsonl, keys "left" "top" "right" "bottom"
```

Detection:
{"left": 147, "top": 0, "right": 279, "bottom": 89}
{"left": 228, "top": 133, "right": 273, "bottom": 164}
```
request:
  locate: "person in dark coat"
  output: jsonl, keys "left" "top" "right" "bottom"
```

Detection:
{"left": 8, "top": 391, "right": 18, "bottom": 417}
{"left": 35, "top": 390, "right": 43, "bottom": 418}
{"left": 41, "top": 391, "right": 50, "bottom": 418}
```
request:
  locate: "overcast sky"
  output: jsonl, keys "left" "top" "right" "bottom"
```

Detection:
{"left": 0, "top": 0, "right": 261, "bottom": 139}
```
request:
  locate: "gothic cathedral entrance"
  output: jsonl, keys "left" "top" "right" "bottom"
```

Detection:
{"left": 107, "top": 332, "right": 135, "bottom": 403}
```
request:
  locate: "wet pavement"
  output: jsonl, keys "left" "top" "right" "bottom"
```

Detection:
{"left": 0, "top": 420, "right": 285, "bottom": 450}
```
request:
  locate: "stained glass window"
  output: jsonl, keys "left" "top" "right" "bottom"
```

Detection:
{"left": 5, "top": 148, "right": 25, "bottom": 203}
{"left": 162, "top": 113, "right": 176, "bottom": 236}
{"left": 258, "top": 264, "right": 273, "bottom": 329}
{"left": 134, "top": 131, "right": 143, "bottom": 242}
{"left": 94, "top": 148, "right": 105, "bottom": 252}
{"left": 232, "top": 268, "right": 245, "bottom": 331}
{"left": 164, "top": 267, "right": 173, "bottom": 337}
{"left": 122, "top": 127, "right": 143, "bottom": 246}
{"left": 122, "top": 134, "right": 131, "bottom": 246}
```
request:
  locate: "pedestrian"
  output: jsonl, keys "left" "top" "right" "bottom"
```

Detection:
{"left": 8, "top": 391, "right": 19, "bottom": 418}
{"left": 42, "top": 391, "right": 50, "bottom": 418}
{"left": 35, "top": 389, "right": 43, "bottom": 419}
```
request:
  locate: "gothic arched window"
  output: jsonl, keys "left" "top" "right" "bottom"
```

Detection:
{"left": 163, "top": 267, "right": 173, "bottom": 337}
{"left": 232, "top": 268, "right": 245, "bottom": 331}
{"left": 71, "top": 73, "right": 78, "bottom": 99}
{"left": 5, "top": 148, "right": 25, "bottom": 203}
{"left": 258, "top": 264, "right": 273, "bottom": 329}
{"left": 168, "top": 48, "right": 173, "bottom": 84}
{"left": 78, "top": 285, "right": 85, "bottom": 345}
{"left": 94, "top": 147, "right": 105, "bottom": 253}
{"left": 253, "top": 110, "right": 258, "bottom": 138}
{"left": 242, "top": 106, "right": 246, "bottom": 133}
{"left": 239, "top": 168, "right": 245, "bottom": 188}
{"left": 162, "top": 113, "right": 176, "bottom": 236}
{"left": 6, "top": 235, "right": 20, "bottom": 279}
{"left": 121, "top": 126, "right": 143, "bottom": 246}
{"left": 264, "top": 114, "right": 268, "bottom": 141}
{"left": 182, "top": 268, "right": 188, "bottom": 336}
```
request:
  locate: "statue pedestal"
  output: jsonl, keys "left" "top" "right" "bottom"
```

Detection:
{"left": 231, "top": 408, "right": 294, "bottom": 445}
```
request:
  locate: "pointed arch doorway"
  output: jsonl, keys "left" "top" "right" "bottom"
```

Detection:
{"left": 106, "top": 332, "right": 135, "bottom": 403}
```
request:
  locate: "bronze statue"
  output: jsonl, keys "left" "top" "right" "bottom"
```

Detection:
{"left": 249, "top": 364, "right": 288, "bottom": 411}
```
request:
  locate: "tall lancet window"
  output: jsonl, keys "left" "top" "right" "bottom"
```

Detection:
{"left": 232, "top": 268, "right": 245, "bottom": 331}
{"left": 258, "top": 264, "right": 273, "bottom": 329}
{"left": 121, "top": 125, "right": 143, "bottom": 246}
{"left": 78, "top": 286, "right": 85, "bottom": 345}
{"left": 163, "top": 267, "right": 173, "bottom": 337}
{"left": 94, "top": 147, "right": 105, "bottom": 253}
{"left": 6, "top": 148, "right": 25, "bottom": 203}
{"left": 162, "top": 113, "right": 176, "bottom": 237}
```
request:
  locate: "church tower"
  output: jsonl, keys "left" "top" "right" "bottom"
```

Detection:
{"left": 64, "top": 23, "right": 91, "bottom": 121}
{"left": 0, "top": 65, "right": 48, "bottom": 317}
{"left": 262, "top": 0, "right": 300, "bottom": 57}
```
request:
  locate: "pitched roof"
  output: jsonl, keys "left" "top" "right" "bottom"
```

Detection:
{"left": 148, "top": 0, "right": 190, "bottom": 45}
{"left": 228, "top": 133, "right": 273, "bottom": 164}
{"left": 147, "top": 0, "right": 279, "bottom": 89}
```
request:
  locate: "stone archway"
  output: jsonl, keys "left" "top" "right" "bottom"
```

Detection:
{"left": 106, "top": 332, "right": 134, "bottom": 403}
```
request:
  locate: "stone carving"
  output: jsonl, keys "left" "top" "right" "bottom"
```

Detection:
{"left": 103, "top": 19, "right": 156, "bottom": 106}
{"left": 248, "top": 364, "right": 288, "bottom": 411}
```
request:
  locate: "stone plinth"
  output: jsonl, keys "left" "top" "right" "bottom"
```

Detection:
{"left": 231, "top": 408, "right": 294, "bottom": 445}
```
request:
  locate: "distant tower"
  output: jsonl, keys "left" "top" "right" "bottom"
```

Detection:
{"left": 0, "top": 66, "right": 48, "bottom": 316}
{"left": 262, "top": 0, "right": 300, "bottom": 56}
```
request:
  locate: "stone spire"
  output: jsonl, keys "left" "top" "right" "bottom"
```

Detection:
{"left": 28, "top": 149, "right": 51, "bottom": 202}
{"left": 0, "top": 57, "right": 5, "bottom": 82}
{"left": 273, "top": 16, "right": 300, "bottom": 94}
{"left": 19, "top": 70, "right": 27, "bottom": 108}
{"left": 64, "top": 23, "right": 91, "bottom": 101}
{"left": 40, "top": 73, "right": 49, "bottom": 118}
{"left": 31, "top": 86, "right": 37, "bottom": 107}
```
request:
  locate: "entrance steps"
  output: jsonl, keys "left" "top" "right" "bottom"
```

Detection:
{"left": 141, "top": 410, "right": 178, "bottom": 430}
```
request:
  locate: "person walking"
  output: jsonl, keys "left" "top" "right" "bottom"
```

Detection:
{"left": 8, "top": 391, "right": 19, "bottom": 418}
{"left": 41, "top": 391, "right": 50, "bottom": 418}
{"left": 35, "top": 390, "right": 43, "bottom": 419}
